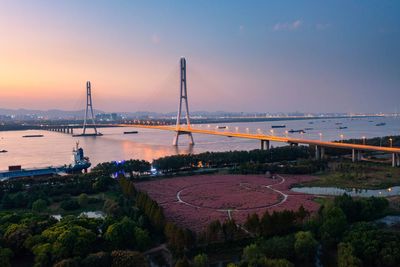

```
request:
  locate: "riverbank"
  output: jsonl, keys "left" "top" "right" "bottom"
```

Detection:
{"left": 296, "top": 161, "right": 400, "bottom": 189}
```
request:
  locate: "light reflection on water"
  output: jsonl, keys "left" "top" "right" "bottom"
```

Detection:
{"left": 0, "top": 116, "right": 399, "bottom": 170}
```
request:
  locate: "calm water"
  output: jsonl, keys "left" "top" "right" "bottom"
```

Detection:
{"left": 291, "top": 186, "right": 400, "bottom": 197}
{"left": 0, "top": 116, "right": 399, "bottom": 170}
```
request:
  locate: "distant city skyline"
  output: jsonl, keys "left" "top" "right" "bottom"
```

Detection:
{"left": 0, "top": 1, "right": 399, "bottom": 113}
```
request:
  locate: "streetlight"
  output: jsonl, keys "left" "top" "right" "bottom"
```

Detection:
{"left": 319, "top": 133, "right": 322, "bottom": 141}
{"left": 284, "top": 130, "right": 288, "bottom": 138}
{"left": 270, "top": 129, "right": 274, "bottom": 136}
{"left": 362, "top": 136, "right": 366, "bottom": 145}
{"left": 389, "top": 138, "right": 393, "bottom": 147}
{"left": 340, "top": 134, "right": 344, "bottom": 143}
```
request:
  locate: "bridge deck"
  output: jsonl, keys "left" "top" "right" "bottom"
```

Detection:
{"left": 116, "top": 124, "right": 400, "bottom": 154}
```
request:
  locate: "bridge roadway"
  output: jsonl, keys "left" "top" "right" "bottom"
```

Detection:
{"left": 117, "top": 124, "right": 400, "bottom": 158}
{"left": 44, "top": 123, "right": 400, "bottom": 166}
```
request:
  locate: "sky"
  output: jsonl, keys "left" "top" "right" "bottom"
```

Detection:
{"left": 0, "top": 0, "right": 399, "bottom": 113}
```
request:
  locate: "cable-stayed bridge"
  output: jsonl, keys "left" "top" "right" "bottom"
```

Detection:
{"left": 43, "top": 57, "right": 400, "bottom": 167}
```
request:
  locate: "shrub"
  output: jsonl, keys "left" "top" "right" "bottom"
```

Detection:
{"left": 60, "top": 200, "right": 80, "bottom": 211}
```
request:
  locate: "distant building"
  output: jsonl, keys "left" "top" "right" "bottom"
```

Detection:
{"left": 95, "top": 113, "right": 122, "bottom": 121}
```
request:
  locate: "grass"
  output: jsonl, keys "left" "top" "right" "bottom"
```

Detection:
{"left": 300, "top": 161, "right": 400, "bottom": 189}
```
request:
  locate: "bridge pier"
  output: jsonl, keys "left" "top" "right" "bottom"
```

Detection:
{"left": 261, "top": 140, "right": 270, "bottom": 150}
{"left": 173, "top": 131, "right": 194, "bottom": 146}
{"left": 314, "top": 146, "right": 325, "bottom": 160}
{"left": 357, "top": 150, "right": 362, "bottom": 161}
{"left": 352, "top": 149, "right": 356, "bottom": 162}
{"left": 315, "top": 145, "right": 320, "bottom": 160}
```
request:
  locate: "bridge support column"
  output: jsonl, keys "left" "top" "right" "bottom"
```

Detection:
{"left": 173, "top": 131, "right": 194, "bottom": 146}
{"left": 393, "top": 153, "right": 396, "bottom": 167}
{"left": 321, "top": 147, "right": 325, "bottom": 159}
{"left": 315, "top": 145, "right": 320, "bottom": 160}
{"left": 261, "top": 140, "right": 270, "bottom": 150}
{"left": 352, "top": 149, "right": 356, "bottom": 162}
{"left": 357, "top": 150, "right": 362, "bottom": 161}
{"left": 71, "top": 128, "right": 73, "bottom": 135}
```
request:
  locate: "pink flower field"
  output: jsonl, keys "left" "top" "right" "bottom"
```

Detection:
{"left": 135, "top": 174, "right": 319, "bottom": 232}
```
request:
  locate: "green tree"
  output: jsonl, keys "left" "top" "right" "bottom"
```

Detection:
{"left": 32, "top": 243, "right": 52, "bottom": 267}
{"left": 134, "top": 227, "right": 151, "bottom": 251}
{"left": 32, "top": 199, "right": 47, "bottom": 213}
{"left": 78, "top": 194, "right": 89, "bottom": 207}
{"left": 82, "top": 252, "right": 111, "bottom": 267}
{"left": 104, "top": 217, "right": 136, "bottom": 249}
{"left": 53, "top": 258, "right": 80, "bottom": 267}
{"left": 60, "top": 199, "right": 80, "bottom": 211}
{"left": 193, "top": 253, "right": 209, "bottom": 267}
{"left": 175, "top": 257, "right": 190, "bottom": 267}
{"left": 0, "top": 247, "right": 13, "bottom": 267}
{"left": 4, "top": 223, "right": 31, "bottom": 253}
{"left": 337, "top": 243, "right": 361, "bottom": 267}
{"left": 243, "top": 244, "right": 262, "bottom": 266}
{"left": 260, "top": 235, "right": 295, "bottom": 260}
{"left": 259, "top": 258, "right": 294, "bottom": 267}
{"left": 111, "top": 250, "right": 147, "bottom": 267}
{"left": 294, "top": 231, "right": 318, "bottom": 263}
{"left": 245, "top": 213, "right": 260, "bottom": 235}
{"left": 320, "top": 206, "right": 347, "bottom": 247}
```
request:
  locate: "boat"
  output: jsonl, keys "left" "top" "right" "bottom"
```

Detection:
{"left": 271, "top": 125, "right": 286, "bottom": 128}
{"left": 22, "top": 134, "right": 44, "bottom": 138}
{"left": 0, "top": 150, "right": 7, "bottom": 153}
{"left": 376, "top": 123, "right": 386, "bottom": 126}
{"left": 123, "top": 131, "right": 138, "bottom": 134}
{"left": 335, "top": 122, "right": 343, "bottom": 125}
{"left": 288, "top": 129, "right": 305, "bottom": 134}
{"left": 72, "top": 133, "right": 103, "bottom": 137}
{"left": 338, "top": 126, "right": 348, "bottom": 129}
{"left": 218, "top": 126, "right": 227, "bottom": 129}
{"left": 0, "top": 142, "right": 91, "bottom": 181}
{"left": 304, "top": 128, "right": 313, "bottom": 130}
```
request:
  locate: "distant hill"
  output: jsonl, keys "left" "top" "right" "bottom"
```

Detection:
{"left": 0, "top": 107, "right": 352, "bottom": 120}
{"left": 0, "top": 108, "right": 103, "bottom": 119}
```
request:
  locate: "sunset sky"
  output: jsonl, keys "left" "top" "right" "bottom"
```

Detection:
{"left": 0, "top": 1, "right": 399, "bottom": 113}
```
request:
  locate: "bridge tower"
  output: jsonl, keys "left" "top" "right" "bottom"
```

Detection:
{"left": 82, "top": 81, "right": 99, "bottom": 135}
{"left": 173, "top": 57, "right": 194, "bottom": 146}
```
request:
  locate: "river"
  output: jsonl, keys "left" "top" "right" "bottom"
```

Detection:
{"left": 0, "top": 116, "right": 399, "bottom": 170}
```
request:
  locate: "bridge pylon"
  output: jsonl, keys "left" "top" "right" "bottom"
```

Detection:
{"left": 173, "top": 57, "right": 194, "bottom": 146}
{"left": 80, "top": 81, "right": 101, "bottom": 136}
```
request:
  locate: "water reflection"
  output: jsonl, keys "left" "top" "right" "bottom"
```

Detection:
{"left": 291, "top": 186, "right": 400, "bottom": 197}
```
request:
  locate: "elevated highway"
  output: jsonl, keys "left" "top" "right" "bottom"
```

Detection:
{"left": 116, "top": 124, "right": 400, "bottom": 167}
